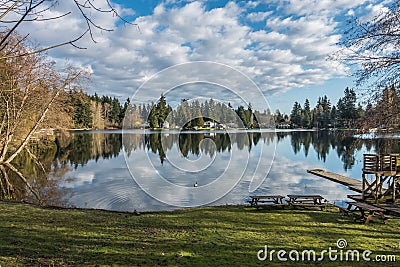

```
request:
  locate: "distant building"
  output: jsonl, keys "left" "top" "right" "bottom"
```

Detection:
{"left": 204, "top": 121, "right": 217, "bottom": 128}
{"left": 162, "top": 121, "right": 170, "bottom": 129}
{"left": 277, "top": 122, "right": 291, "bottom": 129}
{"left": 218, "top": 124, "right": 226, "bottom": 129}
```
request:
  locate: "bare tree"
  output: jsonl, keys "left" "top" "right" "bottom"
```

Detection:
{"left": 337, "top": 2, "right": 400, "bottom": 91}
{"left": 0, "top": 1, "right": 133, "bottom": 203}
{"left": 0, "top": 32, "right": 87, "bottom": 203}
{"left": 0, "top": 0, "right": 134, "bottom": 59}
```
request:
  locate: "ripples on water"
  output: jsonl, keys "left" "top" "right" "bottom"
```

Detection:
{"left": 4, "top": 130, "right": 400, "bottom": 211}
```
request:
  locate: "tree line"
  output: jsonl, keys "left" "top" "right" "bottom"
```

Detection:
{"left": 75, "top": 85, "right": 400, "bottom": 131}
{"left": 282, "top": 88, "right": 363, "bottom": 129}
{"left": 29, "top": 84, "right": 400, "bottom": 132}
{"left": 125, "top": 94, "right": 275, "bottom": 129}
{"left": 284, "top": 86, "right": 400, "bottom": 130}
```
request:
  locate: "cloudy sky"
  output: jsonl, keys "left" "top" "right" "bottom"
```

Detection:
{"left": 16, "top": 0, "right": 390, "bottom": 113}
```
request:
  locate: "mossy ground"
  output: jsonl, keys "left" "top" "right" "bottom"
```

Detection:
{"left": 0, "top": 202, "right": 399, "bottom": 266}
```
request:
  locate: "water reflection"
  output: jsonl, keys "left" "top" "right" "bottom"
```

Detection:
{"left": 0, "top": 142, "right": 70, "bottom": 207}
{"left": 57, "top": 130, "right": 400, "bottom": 171}
{"left": 2, "top": 130, "right": 400, "bottom": 211}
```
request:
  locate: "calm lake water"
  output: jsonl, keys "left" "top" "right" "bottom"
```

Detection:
{"left": 46, "top": 130, "right": 400, "bottom": 212}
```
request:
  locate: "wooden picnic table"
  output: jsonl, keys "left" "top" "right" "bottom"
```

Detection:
{"left": 343, "top": 201, "right": 392, "bottom": 224}
{"left": 248, "top": 195, "right": 285, "bottom": 208}
{"left": 287, "top": 195, "right": 326, "bottom": 210}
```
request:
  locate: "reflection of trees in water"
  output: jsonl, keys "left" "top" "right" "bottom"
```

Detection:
{"left": 4, "top": 130, "right": 400, "bottom": 204}
{"left": 0, "top": 132, "right": 125, "bottom": 205}
{"left": 0, "top": 142, "right": 71, "bottom": 206}
{"left": 56, "top": 132, "right": 122, "bottom": 168}
{"left": 62, "top": 131, "right": 400, "bottom": 171}
{"left": 287, "top": 131, "right": 359, "bottom": 169}
{"left": 367, "top": 138, "right": 400, "bottom": 154}
{"left": 287, "top": 131, "right": 400, "bottom": 170}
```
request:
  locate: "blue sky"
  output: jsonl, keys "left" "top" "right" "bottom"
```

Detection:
{"left": 16, "top": 0, "right": 391, "bottom": 113}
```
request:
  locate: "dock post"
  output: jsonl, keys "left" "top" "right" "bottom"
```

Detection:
{"left": 362, "top": 172, "right": 366, "bottom": 200}
{"left": 375, "top": 173, "right": 383, "bottom": 204}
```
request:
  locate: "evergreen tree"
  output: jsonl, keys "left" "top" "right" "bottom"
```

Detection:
{"left": 290, "top": 101, "right": 302, "bottom": 127}
{"left": 148, "top": 103, "right": 159, "bottom": 128}
{"left": 236, "top": 106, "right": 248, "bottom": 128}
{"left": 192, "top": 100, "right": 204, "bottom": 127}
{"left": 376, "top": 85, "right": 400, "bottom": 128}
{"left": 337, "top": 88, "right": 357, "bottom": 127}
{"left": 357, "top": 104, "right": 365, "bottom": 120}
{"left": 246, "top": 104, "right": 254, "bottom": 128}
{"left": 302, "top": 99, "right": 312, "bottom": 128}
{"left": 313, "top": 96, "right": 331, "bottom": 128}
{"left": 72, "top": 94, "right": 92, "bottom": 128}
{"left": 330, "top": 105, "right": 338, "bottom": 128}
{"left": 156, "top": 94, "right": 170, "bottom": 127}
{"left": 110, "top": 97, "right": 122, "bottom": 125}
{"left": 275, "top": 109, "right": 284, "bottom": 125}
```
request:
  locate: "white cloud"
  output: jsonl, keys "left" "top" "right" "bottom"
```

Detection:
{"left": 272, "top": 0, "right": 369, "bottom": 16}
{"left": 10, "top": 0, "right": 387, "bottom": 102}
{"left": 246, "top": 11, "right": 273, "bottom": 22}
{"left": 245, "top": 1, "right": 261, "bottom": 9}
{"left": 360, "top": 2, "right": 390, "bottom": 22}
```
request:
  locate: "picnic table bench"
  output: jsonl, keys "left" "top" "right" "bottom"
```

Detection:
{"left": 287, "top": 195, "right": 326, "bottom": 210}
{"left": 248, "top": 195, "right": 285, "bottom": 208}
{"left": 341, "top": 201, "right": 392, "bottom": 224}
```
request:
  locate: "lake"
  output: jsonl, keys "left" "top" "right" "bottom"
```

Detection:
{"left": 24, "top": 129, "right": 393, "bottom": 212}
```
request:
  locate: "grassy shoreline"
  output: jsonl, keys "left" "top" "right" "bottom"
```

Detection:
{"left": 0, "top": 202, "right": 399, "bottom": 266}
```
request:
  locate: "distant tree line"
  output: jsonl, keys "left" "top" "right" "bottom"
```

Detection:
{"left": 69, "top": 92, "right": 275, "bottom": 130}
{"left": 68, "top": 86, "right": 400, "bottom": 131}
{"left": 280, "top": 88, "right": 363, "bottom": 129}
{"left": 282, "top": 86, "right": 400, "bottom": 130}
{"left": 66, "top": 91, "right": 126, "bottom": 129}
{"left": 129, "top": 94, "right": 275, "bottom": 129}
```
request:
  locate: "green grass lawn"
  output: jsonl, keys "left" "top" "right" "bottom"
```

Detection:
{"left": 0, "top": 202, "right": 399, "bottom": 266}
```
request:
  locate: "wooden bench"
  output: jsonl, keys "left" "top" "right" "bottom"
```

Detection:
{"left": 248, "top": 195, "right": 285, "bottom": 208}
{"left": 343, "top": 201, "right": 392, "bottom": 224}
{"left": 287, "top": 195, "right": 326, "bottom": 210}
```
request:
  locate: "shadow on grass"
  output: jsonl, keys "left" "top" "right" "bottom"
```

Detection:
{"left": 0, "top": 202, "right": 399, "bottom": 266}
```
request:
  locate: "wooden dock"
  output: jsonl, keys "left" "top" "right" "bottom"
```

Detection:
{"left": 307, "top": 169, "right": 363, "bottom": 193}
{"left": 347, "top": 194, "right": 400, "bottom": 216}
{"left": 308, "top": 169, "right": 400, "bottom": 217}
{"left": 376, "top": 204, "right": 400, "bottom": 216}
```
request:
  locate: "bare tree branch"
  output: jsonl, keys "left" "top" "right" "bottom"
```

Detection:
{"left": 5, "top": 162, "right": 41, "bottom": 202}
{"left": 0, "top": 0, "right": 137, "bottom": 58}
{"left": 5, "top": 71, "right": 81, "bottom": 164}
{"left": 333, "top": 2, "right": 400, "bottom": 91}
{"left": 0, "top": 29, "right": 88, "bottom": 59}
{"left": 0, "top": 164, "right": 14, "bottom": 198}
{"left": 0, "top": 0, "right": 20, "bottom": 20}
{"left": 24, "top": 145, "right": 47, "bottom": 175}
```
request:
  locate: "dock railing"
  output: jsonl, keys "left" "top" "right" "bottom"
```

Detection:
{"left": 363, "top": 153, "right": 400, "bottom": 173}
{"left": 362, "top": 153, "right": 400, "bottom": 203}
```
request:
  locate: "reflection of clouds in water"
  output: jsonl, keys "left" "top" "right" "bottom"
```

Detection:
{"left": 212, "top": 154, "right": 353, "bottom": 207}
{"left": 126, "top": 142, "right": 251, "bottom": 207}
{"left": 123, "top": 131, "right": 275, "bottom": 207}
{"left": 264, "top": 156, "right": 352, "bottom": 201}
{"left": 60, "top": 131, "right": 360, "bottom": 211}
{"left": 162, "top": 136, "right": 218, "bottom": 173}
{"left": 67, "top": 155, "right": 171, "bottom": 211}
{"left": 62, "top": 172, "right": 95, "bottom": 188}
{"left": 63, "top": 152, "right": 354, "bottom": 212}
